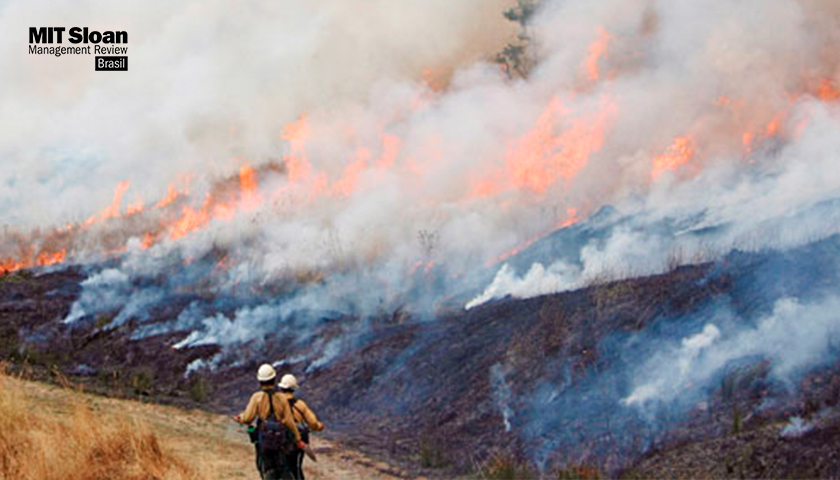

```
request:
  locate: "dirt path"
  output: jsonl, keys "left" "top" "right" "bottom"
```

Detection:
{"left": 12, "top": 377, "right": 407, "bottom": 480}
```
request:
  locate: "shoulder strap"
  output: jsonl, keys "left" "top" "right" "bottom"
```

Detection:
{"left": 289, "top": 397, "right": 303, "bottom": 415}
{"left": 265, "top": 390, "right": 276, "bottom": 419}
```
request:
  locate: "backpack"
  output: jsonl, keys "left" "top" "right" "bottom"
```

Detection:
{"left": 257, "top": 391, "right": 295, "bottom": 455}
{"left": 289, "top": 398, "right": 310, "bottom": 444}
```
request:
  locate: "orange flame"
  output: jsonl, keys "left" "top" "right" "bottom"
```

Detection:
{"left": 332, "top": 158, "right": 368, "bottom": 197}
{"left": 0, "top": 247, "right": 67, "bottom": 275}
{"left": 140, "top": 232, "right": 156, "bottom": 249}
{"left": 82, "top": 181, "right": 131, "bottom": 227}
{"left": 818, "top": 78, "right": 840, "bottom": 102}
{"left": 155, "top": 184, "right": 181, "bottom": 209}
{"left": 742, "top": 132, "right": 754, "bottom": 153}
{"left": 765, "top": 113, "right": 783, "bottom": 137}
{"left": 1, "top": 164, "right": 269, "bottom": 273}
{"left": 167, "top": 164, "right": 264, "bottom": 240}
{"left": 239, "top": 164, "right": 262, "bottom": 210}
{"left": 126, "top": 201, "right": 144, "bottom": 216}
{"left": 377, "top": 134, "right": 401, "bottom": 169}
{"left": 282, "top": 116, "right": 311, "bottom": 182}
{"left": 101, "top": 181, "right": 130, "bottom": 220}
{"left": 557, "top": 207, "right": 580, "bottom": 229}
{"left": 584, "top": 27, "right": 613, "bottom": 81}
{"left": 0, "top": 258, "right": 26, "bottom": 274}
{"left": 505, "top": 96, "right": 617, "bottom": 194}
{"left": 5, "top": 64, "right": 838, "bottom": 278}
{"left": 651, "top": 136, "right": 694, "bottom": 180}
{"left": 36, "top": 249, "right": 66, "bottom": 267}
{"left": 170, "top": 196, "right": 212, "bottom": 241}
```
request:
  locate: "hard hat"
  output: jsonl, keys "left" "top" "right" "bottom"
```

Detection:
{"left": 257, "top": 364, "right": 277, "bottom": 382}
{"left": 278, "top": 374, "right": 298, "bottom": 390}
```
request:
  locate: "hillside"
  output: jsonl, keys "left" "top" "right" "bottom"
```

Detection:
{"left": 4, "top": 233, "right": 840, "bottom": 477}
{"left": 626, "top": 415, "right": 840, "bottom": 479}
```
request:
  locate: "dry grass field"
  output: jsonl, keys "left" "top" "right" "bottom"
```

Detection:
{"left": 0, "top": 366, "right": 402, "bottom": 480}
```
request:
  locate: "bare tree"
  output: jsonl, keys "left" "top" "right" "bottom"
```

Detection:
{"left": 417, "top": 229, "right": 439, "bottom": 259}
{"left": 495, "top": 0, "right": 540, "bottom": 79}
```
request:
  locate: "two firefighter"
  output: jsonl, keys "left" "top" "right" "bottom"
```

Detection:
{"left": 233, "top": 364, "right": 324, "bottom": 480}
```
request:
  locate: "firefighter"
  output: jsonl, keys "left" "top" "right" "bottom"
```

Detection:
{"left": 233, "top": 364, "right": 307, "bottom": 480}
{"left": 278, "top": 374, "right": 324, "bottom": 480}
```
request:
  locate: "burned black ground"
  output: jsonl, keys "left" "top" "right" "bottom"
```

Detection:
{"left": 3, "top": 237, "right": 840, "bottom": 477}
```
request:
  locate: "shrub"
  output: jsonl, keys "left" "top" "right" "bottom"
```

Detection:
{"left": 481, "top": 454, "right": 537, "bottom": 480}
{"left": 129, "top": 366, "right": 155, "bottom": 396}
{"left": 188, "top": 376, "right": 210, "bottom": 403}
{"left": 0, "top": 270, "right": 33, "bottom": 284}
{"left": 418, "top": 436, "right": 449, "bottom": 469}
{"left": 556, "top": 464, "right": 601, "bottom": 480}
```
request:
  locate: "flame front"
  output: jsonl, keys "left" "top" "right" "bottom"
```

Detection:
{"left": 651, "top": 136, "right": 695, "bottom": 180}
{"left": 2, "top": 2, "right": 840, "bottom": 290}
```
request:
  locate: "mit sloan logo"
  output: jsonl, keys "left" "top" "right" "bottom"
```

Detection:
{"left": 29, "top": 27, "right": 127, "bottom": 44}
{"left": 28, "top": 27, "right": 128, "bottom": 71}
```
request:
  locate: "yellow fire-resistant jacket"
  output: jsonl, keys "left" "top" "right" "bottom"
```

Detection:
{"left": 282, "top": 391, "right": 325, "bottom": 431}
{"left": 237, "top": 387, "right": 303, "bottom": 444}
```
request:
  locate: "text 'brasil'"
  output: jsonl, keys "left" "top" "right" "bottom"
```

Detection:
{"left": 28, "top": 27, "right": 128, "bottom": 69}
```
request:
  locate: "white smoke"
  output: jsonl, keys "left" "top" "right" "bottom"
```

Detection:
{"left": 780, "top": 416, "right": 813, "bottom": 438}
{"left": 490, "top": 363, "right": 514, "bottom": 432}
{"left": 466, "top": 261, "right": 579, "bottom": 309}
{"left": 63, "top": 268, "right": 131, "bottom": 323}
{"left": 623, "top": 324, "right": 721, "bottom": 407}
{"left": 306, "top": 338, "right": 344, "bottom": 373}
{"left": 623, "top": 295, "right": 840, "bottom": 408}
{"left": 184, "top": 353, "right": 223, "bottom": 378}
{"left": 173, "top": 303, "right": 289, "bottom": 349}
{"left": 4, "top": 0, "right": 840, "bottom": 342}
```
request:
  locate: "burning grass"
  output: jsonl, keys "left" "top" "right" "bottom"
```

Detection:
{"left": 0, "top": 365, "right": 197, "bottom": 480}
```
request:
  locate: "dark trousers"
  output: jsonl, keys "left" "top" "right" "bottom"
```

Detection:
{"left": 256, "top": 447, "right": 293, "bottom": 480}
{"left": 286, "top": 449, "right": 305, "bottom": 480}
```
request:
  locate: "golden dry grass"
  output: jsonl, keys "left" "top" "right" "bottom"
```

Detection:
{"left": 0, "top": 366, "right": 404, "bottom": 480}
{"left": 0, "top": 367, "right": 197, "bottom": 480}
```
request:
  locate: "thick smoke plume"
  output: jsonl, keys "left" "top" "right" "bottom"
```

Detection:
{"left": 4, "top": 0, "right": 840, "bottom": 420}
{"left": 3, "top": 0, "right": 839, "bottom": 308}
{"left": 0, "top": 0, "right": 514, "bottom": 226}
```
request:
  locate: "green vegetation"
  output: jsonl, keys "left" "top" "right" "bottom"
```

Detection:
{"left": 556, "top": 464, "right": 601, "bottom": 480}
{"left": 732, "top": 404, "right": 742, "bottom": 435}
{"left": 417, "top": 436, "right": 449, "bottom": 469}
{"left": 18, "top": 346, "right": 68, "bottom": 369}
{"left": 479, "top": 454, "right": 537, "bottom": 480}
{"left": 0, "top": 270, "right": 33, "bottom": 284}
{"left": 0, "top": 332, "right": 20, "bottom": 359}
{"left": 187, "top": 376, "right": 210, "bottom": 403}
{"left": 129, "top": 366, "right": 155, "bottom": 396}
{"left": 94, "top": 313, "right": 115, "bottom": 330}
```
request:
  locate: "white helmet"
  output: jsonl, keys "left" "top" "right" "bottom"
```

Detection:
{"left": 278, "top": 374, "right": 298, "bottom": 391}
{"left": 257, "top": 364, "right": 277, "bottom": 382}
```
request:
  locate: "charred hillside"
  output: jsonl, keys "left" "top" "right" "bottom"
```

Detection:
{"left": 3, "top": 234, "right": 840, "bottom": 476}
